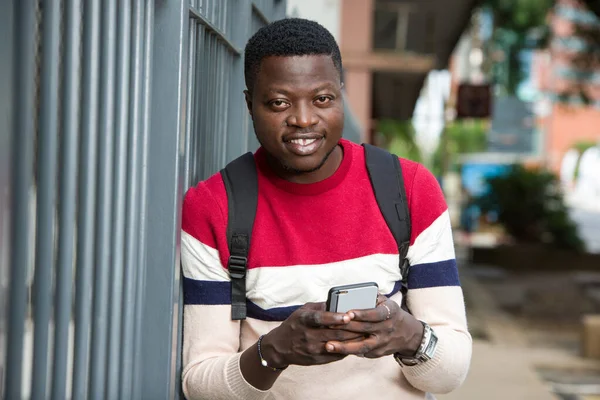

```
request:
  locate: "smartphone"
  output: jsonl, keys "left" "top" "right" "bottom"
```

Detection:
{"left": 326, "top": 282, "right": 379, "bottom": 313}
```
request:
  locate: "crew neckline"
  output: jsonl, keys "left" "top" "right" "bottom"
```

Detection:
{"left": 255, "top": 139, "right": 353, "bottom": 196}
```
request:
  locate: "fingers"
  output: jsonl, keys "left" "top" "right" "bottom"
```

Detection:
{"left": 325, "top": 336, "right": 378, "bottom": 355}
{"left": 323, "top": 329, "right": 365, "bottom": 342}
{"left": 332, "top": 321, "right": 379, "bottom": 334}
{"left": 347, "top": 300, "right": 397, "bottom": 323}
{"left": 299, "top": 307, "right": 350, "bottom": 327}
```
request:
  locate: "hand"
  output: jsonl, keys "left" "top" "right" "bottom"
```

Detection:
{"left": 261, "top": 302, "right": 365, "bottom": 368}
{"left": 324, "top": 295, "right": 424, "bottom": 359}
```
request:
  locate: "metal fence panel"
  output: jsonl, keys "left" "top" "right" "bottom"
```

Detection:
{"left": 140, "top": 0, "right": 188, "bottom": 397}
{"left": 31, "top": 1, "right": 61, "bottom": 397}
{"left": 0, "top": 0, "right": 14, "bottom": 393}
{"left": 50, "top": 0, "right": 82, "bottom": 398}
{"left": 119, "top": 1, "right": 146, "bottom": 397}
{"left": 88, "top": 1, "right": 118, "bottom": 397}
{"left": 5, "top": 2, "right": 37, "bottom": 398}
{"left": 106, "top": 1, "right": 132, "bottom": 397}
{"left": 2, "top": 1, "right": 286, "bottom": 398}
{"left": 72, "top": 0, "right": 101, "bottom": 397}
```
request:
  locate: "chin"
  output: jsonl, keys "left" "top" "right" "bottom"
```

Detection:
{"left": 282, "top": 152, "right": 332, "bottom": 174}
{"left": 281, "top": 158, "right": 323, "bottom": 174}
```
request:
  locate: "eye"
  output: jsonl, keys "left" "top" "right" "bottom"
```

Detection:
{"left": 269, "top": 99, "right": 290, "bottom": 110}
{"left": 315, "top": 96, "right": 332, "bottom": 105}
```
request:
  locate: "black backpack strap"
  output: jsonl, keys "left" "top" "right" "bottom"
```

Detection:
{"left": 220, "top": 152, "right": 258, "bottom": 320}
{"left": 362, "top": 144, "right": 411, "bottom": 309}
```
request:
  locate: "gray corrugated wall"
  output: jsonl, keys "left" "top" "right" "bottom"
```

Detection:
{"left": 1, "top": 1, "right": 286, "bottom": 398}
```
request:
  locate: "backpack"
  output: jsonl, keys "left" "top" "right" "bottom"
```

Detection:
{"left": 220, "top": 144, "right": 411, "bottom": 320}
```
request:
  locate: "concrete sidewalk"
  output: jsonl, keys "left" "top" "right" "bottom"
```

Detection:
{"left": 437, "top": 245, "right": 561, "bottom": 400}
{"left": 437, "top": 340, "right": 558, "bottom": 400}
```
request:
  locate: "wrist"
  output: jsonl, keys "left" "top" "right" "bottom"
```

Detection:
{"left": 398, "top": 316, "right": 425, "bottom": 356}
{"left": 260, "top": 331, "right": 289, "bottom": 370}
{"left": 393, "top": 321, "right": 438, "bottom": 367}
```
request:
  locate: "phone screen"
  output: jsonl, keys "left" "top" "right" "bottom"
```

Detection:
{"left": 326, "top": 282, "right": 379, "bottom": 313}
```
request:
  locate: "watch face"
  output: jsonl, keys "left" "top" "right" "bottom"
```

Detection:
{"left": 394, "top": 323, "right": 438, "bottom": 367}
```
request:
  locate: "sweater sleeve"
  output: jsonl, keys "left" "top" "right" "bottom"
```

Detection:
{"left": 402, "top": 165, "right": 472, "bottom": 394}
{"left": 180, "top": 182, "right": 270, "bottom": 400}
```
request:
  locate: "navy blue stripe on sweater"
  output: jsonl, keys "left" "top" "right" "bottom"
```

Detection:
{"left": 184, "top": 277, "right": 406, "bottom": 321}
{"left": 407, "top": 259, "right": 460, "bottom": 289}
{"left": 183, "top": 278, "right": 230, "bottom": 305}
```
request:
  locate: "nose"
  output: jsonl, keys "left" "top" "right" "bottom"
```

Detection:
{"left": 285, "top": 102, "right": 319, "bottom": 128}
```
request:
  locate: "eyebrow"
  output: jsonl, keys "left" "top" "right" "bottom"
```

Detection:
{"left": 266, "top": 83, "right": 338, "bottom": 96}
{"left": 311, "top": 84, "right": 337, "bottom": 93}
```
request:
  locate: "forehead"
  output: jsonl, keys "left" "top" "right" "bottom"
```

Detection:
{"left": 254, "top": 55, "right": 340, "bottom": 91}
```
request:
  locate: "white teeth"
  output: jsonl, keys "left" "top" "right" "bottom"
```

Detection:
{"left": 290, "top": 138, "right": 317, "bottom": 146}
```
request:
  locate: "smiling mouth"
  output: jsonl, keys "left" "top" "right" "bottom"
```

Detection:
{"left": 289, "top": 138, "right": 318, "bottom": 146}
{"left": 283, "top": 136, "right": 324, "bottom": 156}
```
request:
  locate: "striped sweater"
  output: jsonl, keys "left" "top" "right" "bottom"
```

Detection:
{"left": 181, "top": 139, "right": 472, "bottom": 400}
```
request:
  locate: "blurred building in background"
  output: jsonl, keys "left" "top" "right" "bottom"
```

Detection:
{"left": 534, "top": 0, "right": 600, "bottom": 172}
{"left": 290, "top": 0, "right": 480, "bottom": 143}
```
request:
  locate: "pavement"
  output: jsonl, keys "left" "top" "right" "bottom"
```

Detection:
{"left": 436, "top": 244, "right": 600, "bottom": 400}
{"left": 438, "top": 341, "right": 558, "bottom": 400}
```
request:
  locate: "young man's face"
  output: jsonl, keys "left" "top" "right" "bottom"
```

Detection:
{"left": 246, "top": 55, "right": 344, "bottom": 181}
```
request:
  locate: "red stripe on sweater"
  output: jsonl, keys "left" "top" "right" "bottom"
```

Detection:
{"left": 181, "top": 140, "right": 448, "bottom": 270}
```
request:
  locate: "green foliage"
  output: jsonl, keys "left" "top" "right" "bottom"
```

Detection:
{"left": 483, "top": 0, "right": 554, "bottom": 95}
{"left": 377, "top": 119, "right": 423, "bottom": 163}
{"left": 476, "top": 165, "right": 586, "bottom": 251}
{"left": 483, "top": 0, "right": 553, "bottom": 34}
{"left": 432, "top": 119, "right": 489, "bottom": 177}
{"left": 483, "top": 0, "right": 600, "bottom": 101}
{"left": 379, "top": 119, "right": 488, "bottom": 177}
{"left": 573, "top": 140, "right": 597, "bottom": 154}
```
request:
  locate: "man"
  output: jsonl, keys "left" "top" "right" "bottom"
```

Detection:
{"left": 181, "top": 18, "right": 471, "bottom": 399}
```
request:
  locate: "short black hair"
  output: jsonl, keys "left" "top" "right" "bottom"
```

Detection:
{"left": 244, "top": 18, "right": 343, "bottom": 91}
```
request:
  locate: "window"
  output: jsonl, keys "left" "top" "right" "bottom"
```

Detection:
{"left": 373, "top": 1, "right": 436, "bottom": 54}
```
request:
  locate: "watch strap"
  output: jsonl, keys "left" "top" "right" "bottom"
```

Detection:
{"left": 394, "top": 321, "right": 438, "bottom": 367}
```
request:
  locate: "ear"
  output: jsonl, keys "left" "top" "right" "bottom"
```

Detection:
{"left": 244, "top": 90, "right": 253, "bottom": 118}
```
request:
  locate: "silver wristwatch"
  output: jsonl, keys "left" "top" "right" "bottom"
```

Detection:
{"left": 394, "top": 321, "right": 438, "bottom": 367}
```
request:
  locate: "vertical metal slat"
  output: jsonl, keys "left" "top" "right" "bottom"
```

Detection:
{"left": 199, "top": 30, "right": 209, "bottom": 177}
{"left": 132, "top": 2, "right": 154, "bottom": 397}
{"left": 223, "top": 0, "right": 229, "bottom": 37}
{"left": 225, "top": 0, "right": 250, "bottom": 161}
{"left": 5, "top": 2, "right": 37, "bottom": 397}
{"left": 88, "top": 0, "right": 117, "bottom": 397}
{"left": 216, "top": 43, "right": 224, "bottom": 168}
{"left": 31, "top": 0, "right": 61, "bottom": 397}
{"left": 202, "top": 32, "right": 211, "bottom": 175}
{"left": 206, "top": 34, "right": 216, "bottom": 174}
{"left": 105, "top": 0, "right": 132, "bottom": 396}
{"left": 72, "top": 0, "right": 102, "bottom": 397}
{"left": 210, "top": 34, "right": 218, "bottom": 172}
{"left": 184, "top": 20, "right": 197, "bottom": 188}
{"left": 219, "top": 45, "right": 228, "bottom": 167}
{"left": 70, "top": 1, "right": 102, "bottom": 398}
{"left": 223, "top": 48, "right": 232, "bottom": 166}
{"left": 119, "top": 1, "right": 145, "bottom": 398}
{"left": 51, "top": 0, "right": 82, "bottom": 399}
{"left": 194, "top": 24, "right": 207, "bottom": 179}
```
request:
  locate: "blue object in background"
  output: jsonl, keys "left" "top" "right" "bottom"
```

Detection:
{"left": 460, "top": 162, "right": 511, "bottom": 232}
{"left": 461, "top": 163, "right": 511, "bottom": 197}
